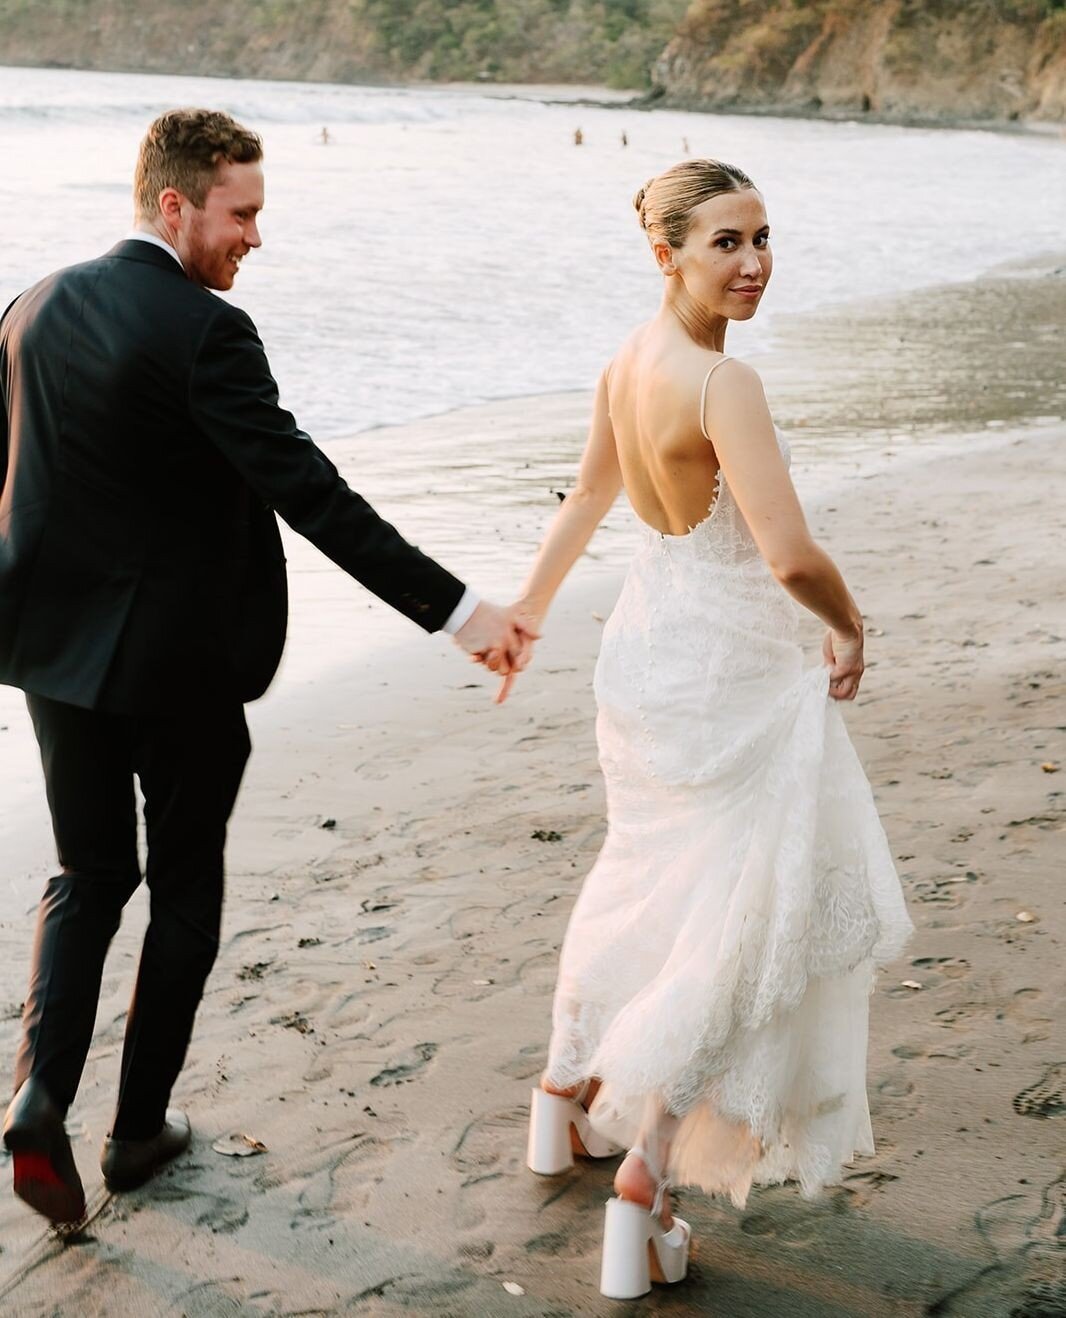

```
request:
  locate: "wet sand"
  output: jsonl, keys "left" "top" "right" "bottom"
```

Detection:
{"left": 0, "top": 265, "right": 1063, "bottom": 1315}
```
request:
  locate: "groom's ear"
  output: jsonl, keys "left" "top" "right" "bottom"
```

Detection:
{"left": 158, "top": 187, "right": 186, "bottom": 227}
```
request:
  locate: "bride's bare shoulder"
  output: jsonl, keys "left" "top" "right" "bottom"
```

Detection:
{"left": 607, "top": 323, "right": 651, "bottom": 374}
{"left": 693, "top": 348, "right": 760, "bottom": 385}
{"left": 688, "top": 352, "right": 768, "bottom": 409}
{"left": 608, "top": 331, "right": 765, "bottom": 411}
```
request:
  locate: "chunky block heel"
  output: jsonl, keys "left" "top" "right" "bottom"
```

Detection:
{"left": 599, "top": 1143, "right": 691, "bottom": 1299}
{"left": 527, "top": 1089, "right": 575, "bottom": 1175}
{"left": 599, "top": 1195, "right": 690, "bottom": 1299}
{"left": 600, "top": 1196, "right": 653, "bottom": 1298}
{"left": 526, "top": 1086, "right": 623, "bottom": 1175}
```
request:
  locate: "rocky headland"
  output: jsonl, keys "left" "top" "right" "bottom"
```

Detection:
{"left": 0, "top": 1, "right": 1063, "bottom": 128}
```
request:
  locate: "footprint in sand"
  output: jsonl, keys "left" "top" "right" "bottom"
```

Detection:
{"left": 448, "top": 904, "right": 501, "bottom": 941}
{"left": 933, "top": 987, "right": 1050, "bottom": 1033}
{"left": 517, "top": 950, "right": 559, "bottom": 997}
{"left": 295, "top": 1133, "right": 392, "bottom": 1223}
{"left": 876, "top": 1072, "right": 916, "bottom": 1102}
{"left": 933, "top": 1177, "right": 1066, "bottom": 1317}
{"left": 454, "top": 1239, "right": 495, "bottom": 1265}
{"left": 910, "top": 955, "right": 971, "bottom": 980}
{"left": 451, "top": 1108, "right": 528, "bottom": 1177}
{"left": 496, "top": 1044, "right": 545, "bottom": 1082}
{"left": 1022, "top": 1023, "right": 1053, "bottom": 1045}
{"left": 1013, "top": 1063, "right": 1066, "bottom": 1119}
{"left": 908, "top": 876, "right": 974, "bottom": 910}
{"left": 324, "top": 991, "right": 372, "bottom": 1033}
{"left": 452, "top": 1195, "right": 489, "bottom": 1233}
{"left": 886, "top": 962, "right": 967, "bottom": 998}
{"left": 841, "top": 1168, "right": 900, "bottom": 1209}
{"left": 163, "top": 1281, "right": 247, "bottom": 1316}
{"left": 738, "top": 1190, "right": 844, "bottom": 1247}
{"left": 255, "top": 1129, "right": 400, "bottom": 1230}
{"left": 195, "top": 1193, "right": 250, "bottom": 1235}
{"left": 975, "top": 1190, "right": 1045, "bottom": 1260}
{"left": 524, "top": 1226, "right": 595, "bottom": 1261}
{"left": 369, "top": 1041, "right": 438, "bottom": 1088}
{"left": 355, "top": 925, "right": 392, "bottom": 946}
{"left": 892, "top": 1040, "right": 972, "bottom": 1063}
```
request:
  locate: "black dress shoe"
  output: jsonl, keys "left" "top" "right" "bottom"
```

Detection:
{"left": 3, "top": 1077, "right": 86, "bottom": 1224}
{"left": 100, "top": 1108, "right": 191, "bottom": 1191}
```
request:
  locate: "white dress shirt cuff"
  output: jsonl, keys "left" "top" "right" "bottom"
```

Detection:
{"left": 441, "top": 588, "right": 479, "bottom": 635}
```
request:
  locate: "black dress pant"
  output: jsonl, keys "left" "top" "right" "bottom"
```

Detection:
{"left": 16, "top": 693, "right": 250, "bottom": 1140}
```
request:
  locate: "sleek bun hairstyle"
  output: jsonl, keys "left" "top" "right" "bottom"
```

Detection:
{"left": 634, "top": 158, "right": 756, "bottom": 249}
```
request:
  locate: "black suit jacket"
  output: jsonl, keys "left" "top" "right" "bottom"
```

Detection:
{"left": 0, "top": 240, "right": 465, "bottom": 713}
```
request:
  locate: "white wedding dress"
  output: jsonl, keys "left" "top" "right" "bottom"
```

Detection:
{"left": 545, "top": 380, "right": 913, "bottom": 1207}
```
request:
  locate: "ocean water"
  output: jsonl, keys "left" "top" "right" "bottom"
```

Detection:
{"left": 1, "top": 64, "right": 1064, "bottom": 439}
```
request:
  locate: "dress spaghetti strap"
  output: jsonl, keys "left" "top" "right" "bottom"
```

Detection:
{"left": 699, "top": 356, "right": 732, "bottom": 441}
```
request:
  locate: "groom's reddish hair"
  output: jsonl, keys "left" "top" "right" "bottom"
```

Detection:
{"left": 134, "top": 109, "right": 263, "bottom": 218}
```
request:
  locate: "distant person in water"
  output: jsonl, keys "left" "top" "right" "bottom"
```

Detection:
{"left": 320, "top": 126, "right": 331, "bottom": 145}
{"left": 0, "top": 107, "right": 531, "bottom": 1227}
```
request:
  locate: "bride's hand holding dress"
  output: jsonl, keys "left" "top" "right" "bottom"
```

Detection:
{"left": 824, "top": 628, "right": 865, "bottom": 700}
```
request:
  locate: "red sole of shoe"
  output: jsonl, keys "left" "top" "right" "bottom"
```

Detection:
{"left": 12, "top": 1150, "right": 85, "bottom": 1224}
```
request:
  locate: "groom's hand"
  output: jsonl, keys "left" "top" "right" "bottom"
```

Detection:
{"left": 454, "top": 601, "right": 528, "bottom": 675}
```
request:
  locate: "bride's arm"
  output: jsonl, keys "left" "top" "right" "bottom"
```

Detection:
{"left": 514, "top": 371, "right": 623, "bottom": 632}
{"left": 703, "top": 359, "right": 865, "bottom": 699}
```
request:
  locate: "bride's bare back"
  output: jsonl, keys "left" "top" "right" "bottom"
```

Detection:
{"left": 607, "top": 322, "right": 731, "bottom": 538}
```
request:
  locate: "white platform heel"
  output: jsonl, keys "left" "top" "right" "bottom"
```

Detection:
{"left": 599, "top": 1149, "right": 691, "bottom": 1300}
{"left": 526, "top": 1083, "right": 623, "bottom": 1175}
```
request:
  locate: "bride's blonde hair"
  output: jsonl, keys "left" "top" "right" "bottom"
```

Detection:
{"left": 634, "top": 158, "right": 756, "bottom": 249}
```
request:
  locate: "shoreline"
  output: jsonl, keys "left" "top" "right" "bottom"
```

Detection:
{"left": 624, "top": 89, "right": 1066, "bottom": 139}
{"left": 3, "top": 61, "right": 1064, "bottom": 137}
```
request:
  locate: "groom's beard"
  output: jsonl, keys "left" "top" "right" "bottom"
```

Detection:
{"left": 184, "top": 216, "right": 241, "bottom": 292}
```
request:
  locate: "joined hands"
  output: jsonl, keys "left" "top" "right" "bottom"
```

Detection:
{"left": 454, "top": 601, "right": 541, "bottom": 703}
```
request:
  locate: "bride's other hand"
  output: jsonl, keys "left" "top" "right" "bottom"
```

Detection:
{"left": 823, "top": 627, "right": 864, "bottom": 701}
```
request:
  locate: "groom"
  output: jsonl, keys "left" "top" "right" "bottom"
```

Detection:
{"left": 0, "top": 108, "right": 527, "bottom": 1224}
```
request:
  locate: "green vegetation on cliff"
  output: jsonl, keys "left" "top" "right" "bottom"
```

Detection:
{"left": 0, "top": 0, "right": 690, "bottom": 89}
{"left": 360, "top": 0, "right": 688, "bottom": 88}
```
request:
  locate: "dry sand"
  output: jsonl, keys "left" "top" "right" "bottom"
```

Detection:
{"left": 0, "top": 267, "right": 1063, "bottom": 1316}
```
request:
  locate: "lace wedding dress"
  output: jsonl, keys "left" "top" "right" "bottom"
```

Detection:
{"left": 544, "top": 388, "right": 914, "bottom": 1207}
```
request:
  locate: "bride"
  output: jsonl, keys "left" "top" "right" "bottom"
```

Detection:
{"left": 497, "top": 159, "right": 914, "bottom": 1299}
